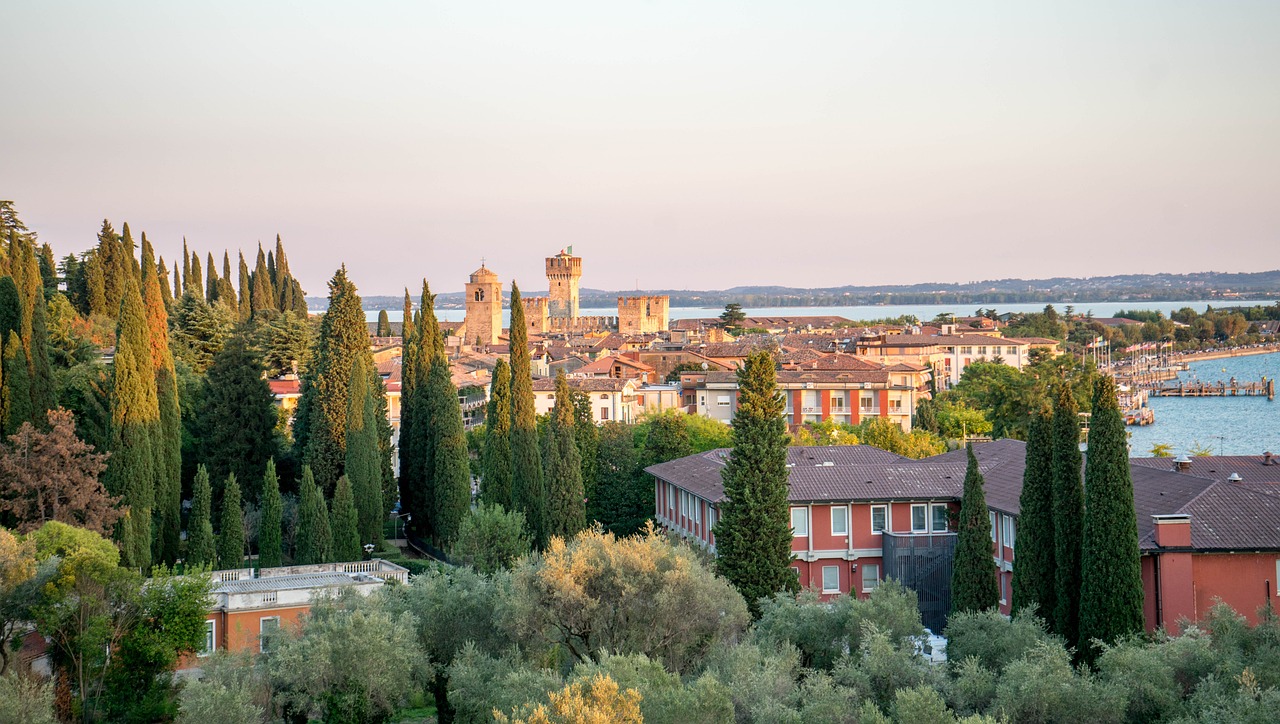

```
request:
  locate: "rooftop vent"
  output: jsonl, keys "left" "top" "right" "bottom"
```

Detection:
{"left": 1174, "top": 455, "right": 1192, "bottom": 472}
{"left": 1265, "top": 452, "right": 1275, "bottom": 466}
{"left": 1228, "top": 473, "right": 1243, "bottom": 483}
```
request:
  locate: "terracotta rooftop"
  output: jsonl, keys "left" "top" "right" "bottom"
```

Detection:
{"left": 532, "top": 377, "right": 631, "bottom": 392}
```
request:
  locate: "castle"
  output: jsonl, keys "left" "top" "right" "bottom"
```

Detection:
{"left": 459, "top": 250, "right": 668, "bottom": 346}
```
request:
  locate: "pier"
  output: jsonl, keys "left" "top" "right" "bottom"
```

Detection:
{"left": 1148, "top": 378, "right": 1275, "bottom": 400}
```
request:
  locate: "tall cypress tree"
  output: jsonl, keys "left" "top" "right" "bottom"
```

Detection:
{"left": 481, "top": 358, "right": 514, "bottom": 507}
{"left": 188, "top": 244, "right": 203, "bottom": 302}
{"left": 376, "top": 309, "right": 391, "bottom": 337}
{"left": 1012, "top": 409, "right": 1056, "bottom": 619}
{"left": 181, "top": 238, "right": 192, "bottom": 295}
{"left": 426, "top": 346, "right": 472, "bottom": 547}
{"left": 295, "top": 267, "right": 371, "bottom": 493}
{"left": 98, "top": 220, "right": 123, "bottom": 315}
{"left": 508, "top": 283, "right": 545, "bottom": 546}
{"left": 951, "top": 444, "right": 1000, "bottom": 614}
{"left": 400, "top": 283, "right": 438, "bottom": 537}
{"left": 218, "top": 473, "right": 244, "bottom": 569}
{"left": 713, "top": 350, "right": 798, "bottom": 617}
{"left": 330, "top": 475, "right": 361, "bottom": 562}
{"left": 544, "top": 372, "right": 586, "bottom": 541}
{"left": 237, "top": 251, "right": 252, "bottom": 323}
{"left": 205, "top": 252, "right": 218, "bottom": 304}
{"left": 296, "top": 466, "right": 333, "bottom": 564}
{"left": 259, "top": 460, "right": 283, "bottom": 569}
{"left": 157, "top": 256, "right": 174, "bottom": 310}
{"left": 401, "top": 288, "right": 414, "bottom": 342}
{"left": 345, "top": 357, "right": 384, "bottom": 546}
{"left": 1079, "top": 376, "right": 1145, "bottom": 659}
{"left": 195, "top": 336, "right": 278, "bottom": 499}
{"left": 251, "top": 244, "right": 273, "bottom": 317}
{"left": 106, "top": 272, "right": 159, "bottom": 571}
{"left": 1, "top": 331, "right": 30, "bottom": 436}
{"left": 397, "top": 300, "right": 421, "bottom": 532}
{"left": 187, "top": 465, "right": 217, "bottom": 568}
{"left": 141, "top": 236, "right": 182, "bottom": 565}
{"left": 1051, "top": 382, "right": 1084, "bottom": 645}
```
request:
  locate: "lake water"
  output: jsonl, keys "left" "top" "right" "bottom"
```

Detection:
{"left": 1126, "top": 352, "right": 1280, "bottom": 457}
{"left": 364, "top": 299, "right": 1275, "bottom": 326}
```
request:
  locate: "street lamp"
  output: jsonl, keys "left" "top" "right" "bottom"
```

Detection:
{"left": 363, "top": 543, "right": 375, "bottom": 560}
{"left": 392, "top": 512, "right": 412, "bottom": 542}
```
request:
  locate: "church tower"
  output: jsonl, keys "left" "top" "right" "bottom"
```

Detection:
{"left": 464, "top": 263, "right": 502, "bottom": 347}
{"left": 546, "top": 249, "right": 581, "bottom": 321}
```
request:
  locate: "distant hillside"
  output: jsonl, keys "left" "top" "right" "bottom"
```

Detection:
{"left": 312, "top": 269, "right": 1280, "bottom": 311}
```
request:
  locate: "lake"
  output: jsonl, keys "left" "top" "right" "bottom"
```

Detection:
{"left": 1126, "top": 352, "right": 1280, "bottom": 457}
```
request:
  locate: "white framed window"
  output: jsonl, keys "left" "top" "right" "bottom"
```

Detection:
{"left": 977, "top": 346, "right": 988, "bottom": 356}
{"left": 790, "top": 507, "right": 809, "bottom": 537}
{"left": 890, "top": 398, "right": 903, "bottom": 412}
{"left": 989, "top": 511, "right": 998, "bottom": 543}
{"left": 831, "top": 506, "right": 849, "bottom": 536}
{"left": 260, "top": 616, "right": 280, "bottom": 653}
{"left": 871, "top": 505, "right": 888, "bottom": 534}
{"left": 860, "top": 395, "right": 874, "bottom": 411}
{"left": 791, "top": 566, "right": 802, "bottom": 584}
{"left": 911, "top": 504, "right": 928, "bottom": 533}
{"left": 695, "top": 499, "right": 702, "bottom": 524}
{"left": 199, "top": 620, "right": 215, "bottom": 657}
{"left": 1003, "top": 516, "right": 1016, "bottom": 548}
{"left": 862, "top": 563, "right": 881, "bottom": 592}
{"left": 931, "top": 504, "right": 949, "bottom": 533}
{"left": 831, "top": 394, "right": 845, "bottom": 411}
{"left": 716, "top": 394, "right": 730, "bottom": 406}
{"left": 1000, "top": 574, "right": 1008, "bottom": 604}
{"left": 821, "top": 565, "right": 840, "bottom": 593}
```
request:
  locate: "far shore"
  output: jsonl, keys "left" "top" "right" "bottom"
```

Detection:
{"left": 1176, "top": 345, "right": 1280, "bottom": 364}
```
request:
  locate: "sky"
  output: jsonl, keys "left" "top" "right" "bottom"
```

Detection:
{"left": 2, "top": 1, "right": 1278, "bottom": 296}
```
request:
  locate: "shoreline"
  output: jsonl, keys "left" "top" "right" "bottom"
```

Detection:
{"left": 1175, "top": 345, "right": 1280, "bottom": 364}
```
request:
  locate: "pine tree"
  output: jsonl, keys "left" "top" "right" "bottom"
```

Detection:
{"left": 296, "top": 466, "right": 332, "bottom": 564}
{"left": 259, "top": 459, "right": 283, "bottom": 569}
{"left": 481, "top": 358, "right": 514, "bottom": 507}
{"left": 218, "top": 473, "right": 244, "bottom": 569}
{"left": 376, "top": 309, "right": 391, "bottom": 337}
{"left": 105, "top": 272, "right": 159, "bottom": 571}
{"left": 544, "top": 372, "right": 586, "bottom": 541}
{"left": 950, "top": 444, "right": 1000, "bottom": 614}
{"left": 330, "top": 475, "right": 361, "bottom": 562}
{"left": 345, "top": 357, "right": 384, "bottom": 546}
{"left": 426, "top": 346, "right": 472, "bottom": 547}
{"left": 141, "top": 236, "right": 182, "bottom": 565}
{"left": 713, "top": 350, "right": 799, "bottom": 617}
{"left": 1051, "top": 382, "right": 1084, "bottom": 645}
{"left": 195, "top": 336, "right": 278, "bottom": 499}
{"left": 295, "top": 266, "right": 372, "bottom": 492}
{"left": 187, "top": 465, "right": 217, "bottom": 568}
{"left": 508, "top": 283, "right": 545, "bottom": 546}
{"left": 1079, "top": 376, "right": 1145, "bottom": 659}
{"left": 1012, "top": 409, "right": 1056, "bottom": 619}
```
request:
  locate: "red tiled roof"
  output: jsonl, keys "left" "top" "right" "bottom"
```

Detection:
{"left": 268, "top": 379, "right": 301, "bottom": 396}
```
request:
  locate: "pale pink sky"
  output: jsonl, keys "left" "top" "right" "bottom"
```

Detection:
{"left": 2, "top": 2, "right": 1277, "bottom": 295}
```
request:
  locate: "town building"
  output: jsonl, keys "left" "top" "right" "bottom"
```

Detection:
{"left": 532, "top": 376, "right": 640, "bottom": 424}
{"left": 463, "top": 263, "right": 503, "bottom": 347}
{"left": 648, "top": 441, "right": 1280, "bottom": 634}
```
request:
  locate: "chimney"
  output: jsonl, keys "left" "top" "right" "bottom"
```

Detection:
{"left": 1152, "top": 514, "right": 1192, "bottom": 548}
{"left": 1265, "top": 452, "right": 1275, "bottom": 466}
{"left": 1174, "top": 454, "right": 1192, "bottom": 473}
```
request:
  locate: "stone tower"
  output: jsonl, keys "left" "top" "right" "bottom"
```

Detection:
{"left": 464, "top": 263, "right": 502, "bottom": 347}
{"left": 545, "top": 250, "right": 581, "bottom": 321}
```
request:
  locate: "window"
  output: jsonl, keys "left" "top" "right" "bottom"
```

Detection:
{"left": 1003, "top": 516, "right": 1016, "bottom": 548}
{"left": 890, "top": 398, "right": 903, "bottom": 412}
{"left": 600, "top": 394, "right": 609, "bottom": 400}
{"left": 931, "top": 504, "right": 949, "bottom": 533}
{"left": 860, "top": 395, "right": 874, "bottom": 411}
{"left": 716, "top": 394, "right": 730, "bottom": 406}
{"left": 831, "top": 506, "right": 849, "bottom": 536}
{"left": 871, "top": 505, "right": 888, "bottom": 534}
{"left": 831, "top": 394, "right": 845, "bottom": 411}
{"left": 260, "top": 616, "right": 280, "bottom": 653}
{"left": 990, "top": 511, "right": 998, "bottom": 543}
{"left": 791, "top": 566, "right": 802, "bottom": 584}
{"left": 822, "top": 565, "right": 840, "bottom": 593}
{"left": 199, "top": 620, "right": 215, "bottom": 657}
{"left": 1006, "top": 347, "right": 1017, "bottom": 356}
{"left": 791, "top": 507, "right": 809, "bottom": 537}
{"left": 1000, "top": 574, "right": 1008, "bottom": 604}
{"left": 600, "top": 407, "right": 609, "bottom": 420}
{"left": 977, "top": 346, "right": 987, "bottom": 356}
{"left": 960, "top": 346, "right": 973, "bottom": 355}
{"left": 911, "top": 504, "right": 928, "bottom": 533}
{"left": 862, "top": 563, "right": 881, "bottom": 592}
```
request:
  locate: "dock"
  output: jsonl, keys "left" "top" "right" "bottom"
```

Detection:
{"left": 1148, "top": 378, "right": 1275, "bottom": 400}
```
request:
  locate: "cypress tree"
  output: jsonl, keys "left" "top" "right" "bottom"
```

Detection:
{"left": 259, "top": 459, "right": 283, "bottom": 569}
{"left": 187, "top": 465, "right": 217, "bottom": 568}
{"left": 181, "top": 238, "right": 192, "bottom": 294}
{"left": 237, "top": 251, "right": 252, "bottom": 323}
{"left": 376, "top": 309, "right": 391, "bottom": 337}
{"left": 196, "top": 336, "right": 278, "bottom": 498}
{"left": 544, "top": 372, "right": 586, "bottom": 541}
{"left": 481, "top": 358, "right": 514, "bottom": 507}
{"left": 141, "top": 236, "right": 182, "bottom": 565}
{"left": 267, "top": 249, "right": 277, "bottom": 293}
{"left": 218, "top": 474, "right": 244, "bottom": 569}
{"left": 1051, "top": 382, "right": 1084, "bottom": 645}
{"left": 1012, "top": 409, "right": 1056, "bottom": 619}
{"left": 402, "top": 282, "right": 439, "bottom": 537}
{"left": 222, "top": 252, "right": 232, "bottom": 289}
{"left": 950, "top": 444, "right": 1000, "bottom": 614}
{"left": 105, "top": 272, "right": 159, "bottom": 571}
{"left": 98, "top": 220, "right": 123, "bottom": 314}
{"left": 508, "top": 283, "right": 545, "bottom": 546}
{"left": 572, "top": 391, "right": 599, "bottom": 508}
{"left": 372, "top": 372, "right": 397, "bottom": 519}
{"left": 401, "top": 288, "right": 414, "bottom": 342}
{"left": 120, "top": 222, "right": 139, "bottom": 281}
{"left": 205, "top": 252, "right": 218, "bottom": 304}
{"left": 330, "top": 475, "right": 361, "bottom": 562}
{"left": 0, "top": 276, "right": 18, "bottom": 342}
{"left": 1, "top": 331, "right": 30, "bottom": 436}
{"left": 426, "top": 346, "right": 472, "bottom": 547}
{"left": 397, "top": 303, "right": 421, "bottom": 532}
{"left": 713, "top": 350, "right": 799, "bottom": 617}
{"left": 188, "top": 244, "right": 203, "bottom": 302}
{"left": 157, "top": 256, "right": 174, "bottom": 310}
{"left": 86, "top": 252, "right": 107, "bottom": 317}
{"left": 171, "top": 260, "right": 181, "bottom": 303}
{"left": 345, "top": 357, "right": 384, "bottom": 546}
{"left": 274, "top": 236, "right": 291, "bottom": 309}
{"left": 251, "top": 244, "right": 272, "bottom": 316}
{"left": 1079, "top": 376, "right": 1145, "bottom": 659}
{"left": 296, "top": 466, "right": 333, "bottom": 564}
{"left": 26, "top": 257, "right": 56, "bottom": 423}
{"left": 295, "top": 266, "right": 371, "bottom": 492}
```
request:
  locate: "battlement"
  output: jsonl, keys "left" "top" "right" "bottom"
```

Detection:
{"left": 545, "top": 254, "right": 582, "bottom": 277}
{"left": 617, "top": 295, "right": 670, "bottom": 335}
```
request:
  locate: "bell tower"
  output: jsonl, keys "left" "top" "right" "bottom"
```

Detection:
{"left": 546, "top": 249, "right": 581, "bottom": 321}
{"left": 464, "top": 262, "right": 502, "bottom": 347}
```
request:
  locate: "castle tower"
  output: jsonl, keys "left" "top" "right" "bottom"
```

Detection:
{"left": 545, "top": 249, "right": 581, "bottom": 321}
{"left": 464, "top": 263, "right": 502, "bottom": 347}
